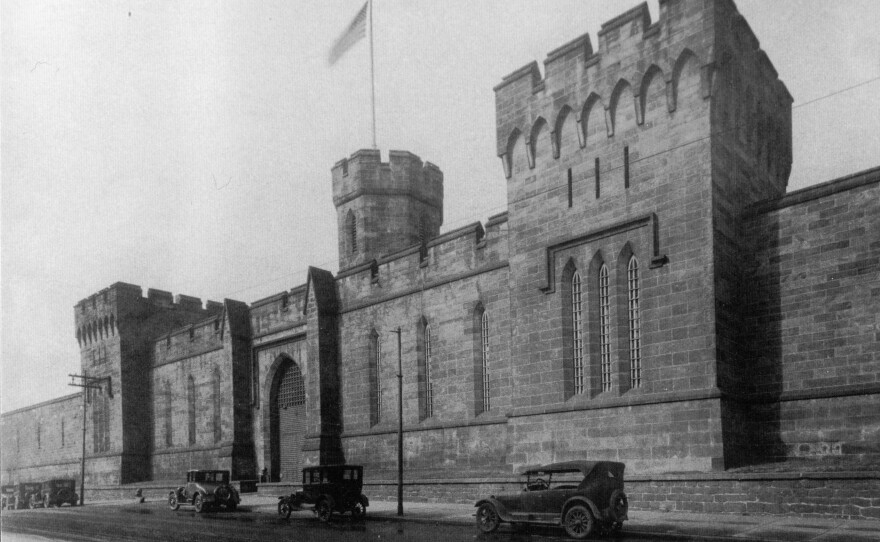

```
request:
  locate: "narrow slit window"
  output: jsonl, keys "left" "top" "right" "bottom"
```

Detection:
{"left": 572, "top": 271, "right": 585, "bottom": 394}
{"left": 599, "top": 264, "right": 612, "bottom": 392}
{"left": 375, "top": 337, "right": 382, "bottom": 422}
{"left": 628, "top": 256, "right": 642, "bottom": 388}
{"left": 624, "top": 146, "right": 630, "bottom": 189}
{"left": 567, "top": 168, "right": 573, "bottom": 208}
{"left": 595, "top": 158, "right": 601, "bottom": 199}
{"left": 481, "top": 311, "right": 491, "bottom": 412}
{"left": 424, "top": 325, "right": 434, "bottom": 418}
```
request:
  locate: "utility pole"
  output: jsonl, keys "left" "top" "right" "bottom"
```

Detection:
{"left": 390, "top": 327, "right": 403, "bottom": 516}
{"left": 68, "top": 374, "right": 112, "bottom": 506}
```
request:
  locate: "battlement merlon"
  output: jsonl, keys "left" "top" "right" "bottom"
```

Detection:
{"left": 75, "top": 282, "right": 223, "bottom": 334}
{"left": 493, "top": 0, "right": 792, "bottom": 159}
{"left": 332, "top": 149, "right": 443, "bottom": 210}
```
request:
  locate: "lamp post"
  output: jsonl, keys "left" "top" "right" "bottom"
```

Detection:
{"left": 389, "top": 327, "right": 403, "bottom": 516}
{"left": 68, "top": 374, "right": 112, "bottom": 506}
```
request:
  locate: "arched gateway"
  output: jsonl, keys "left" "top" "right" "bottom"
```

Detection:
{"left": 269, "top": 358, "right": 306, "bottom": 482}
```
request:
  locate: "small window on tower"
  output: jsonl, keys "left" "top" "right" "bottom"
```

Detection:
{"left": 567, "top": 168, "right": 573, "bottom": 208}
{"left": 347, "top": 211, "right": 357, "bottom": 254}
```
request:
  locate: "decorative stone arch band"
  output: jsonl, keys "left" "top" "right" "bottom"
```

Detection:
{"left": 539, "top": 213, "right": 668, "bottom": 294}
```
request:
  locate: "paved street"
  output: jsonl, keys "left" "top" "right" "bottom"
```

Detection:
{"left": 0, "top": 500, "right": 684, "bottom": 542}
{"left": 3, "top": 497, "right": 880, "bottom": 542}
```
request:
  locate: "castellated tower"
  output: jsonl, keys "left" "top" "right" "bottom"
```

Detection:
{"left": 74, "top": 282, "right": 222, "bottom": 484}
{"left": 332, "top": 149, "right": 443, "bottom": 270}
{"left": 494, "top": 0, "right": 791, "bottom": 470}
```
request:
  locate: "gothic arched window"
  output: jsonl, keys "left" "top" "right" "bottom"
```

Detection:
{"left": 628, "top": 256, "right": 642, "bottom": 388}
{"left": 187, "top": 376, "right": 196, "bottom": 446}
{"left": 599, "top": 264, "right": 612, "bottom": 392}
{"left": 480, "top": 310, "right": 491, "bottom": 412}
{"left": 213, "top": 368, "right": 222, "bottom": 443}
{"left": 572, "top": 271, "right": 585, "bottom": 394}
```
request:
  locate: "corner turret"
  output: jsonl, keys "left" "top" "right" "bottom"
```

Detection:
{"left": 332, "top": 149, "right": 443, "bottom": 270}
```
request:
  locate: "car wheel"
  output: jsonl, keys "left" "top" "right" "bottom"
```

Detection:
{"left": 609, "top": 489, "right": 628, "bottom": 522}
{"left": 315, "top": 499, "right": 332, "bottom": 522}
{"left": 194, "top": 493, "right": 205, "bottom": 513}
{"left": 278, "top": 499, "right": 292, "bottom": 518}
{"left": 476, "top": 503, "right": 501, "bottom": 533}
{"left": 351, "top": 499, "right": 366, "bottom": 519}
{"left": 168, "top": 492, "right": 180, "bottom": 511}
{"left": 563, "top": 504, "right": 595, "bottom": 540}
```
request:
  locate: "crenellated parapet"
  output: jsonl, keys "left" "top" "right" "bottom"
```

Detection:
{"left": 74, "top": 282, "right": 223, "bottom": 349}
{"left": 151, "top": 312, "right": 226, "bottom": 367}
{"left": 332, "top": 149, "right": 443, "bottom": 210}
{"left": 335, "top": 211, "right": 508, "bottom": 309}
{"left": 249, "top": 284, "right": 309, "bottom": 338}
{"left": 332, "top": 149, "right": 444, "bottom": 270}
{"left": 494, "top": 0, "right": 791, "bottom": 187}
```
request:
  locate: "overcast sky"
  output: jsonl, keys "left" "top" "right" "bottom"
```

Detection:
{"left": 2, "top": 0, "right": 879, "bottom": 413}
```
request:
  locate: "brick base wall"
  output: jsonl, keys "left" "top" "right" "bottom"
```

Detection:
{"left": 364, "top": 472, "right": 880, "bottom": 520}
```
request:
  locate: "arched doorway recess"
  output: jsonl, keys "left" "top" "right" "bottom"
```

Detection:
{"left": 269, "top": 358, "right": 306, "bottom": 482}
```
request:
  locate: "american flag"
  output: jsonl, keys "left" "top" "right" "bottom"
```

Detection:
{"left": 328, "top": 2, "right": 369, "bottom": 66}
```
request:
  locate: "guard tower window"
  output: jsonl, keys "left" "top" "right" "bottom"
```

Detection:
{"left": 347, "top": 210, "right": 357, "bottom": 254}
{"left": 595, "top": 158, "right": 601, "bottom": 198}
{"left": 624, "top": 146, "right": 630, "bottom": 189}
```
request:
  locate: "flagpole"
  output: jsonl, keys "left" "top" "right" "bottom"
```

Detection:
{"left": 369, "top": 0, "right": 377, "bottom": 149}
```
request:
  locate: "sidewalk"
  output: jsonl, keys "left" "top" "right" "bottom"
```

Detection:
{"left": 242, "top": 494, "right": 880, "bottom": 542}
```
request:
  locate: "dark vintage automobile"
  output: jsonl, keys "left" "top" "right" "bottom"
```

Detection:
{"left": 37, "top": 479, "right": 79, "bottom": 508}
{"left": 3, "top": 482, "right": 43, "bottom": 510}
{"left": 474, "top": 461, "right": 628, "bottom": 539}
{"left": 168, "top": 470, "right": 240, "bottom": 513}
{"left": 1, "top": 485, "right": 15, "bottom": 510}
{"left": 277, "top": 464, "right": 369, "bottom": 521}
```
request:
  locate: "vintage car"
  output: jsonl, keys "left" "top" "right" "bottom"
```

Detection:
{"left": 1, "top": 485, "right": 15, "bottom": 510}
{"left": 37, "top": 479, "right": 79, "bottom": 508}
{"left": 277, "top": 464, "right": 368, "bottom": 521}
{"left": 474, "top": 461, "right": 628, "bottom": 539}
{"left": 168, "top": 470, "right": 240, "bottom": 513}
{"left": 4, "top": 482, "right": 43, "bottom": 510}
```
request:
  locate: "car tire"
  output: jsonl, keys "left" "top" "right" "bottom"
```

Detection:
{"left": 194, "top": 493, "right": 205, "bottom": 513}
{"left": 351, "top": 499, "right": 366, "bottom": 519}
{"left": 609, "top": 489, "right": 628, "bottom": 522}
{"left": 563, "top": 504, "right": 595, "bottom": 540}
{"left": 476, "top": 503, "right": 501, "bottom": 533}
{"left": 278, "top": 499, "right": 292, "bottom": 519}
{"left": 168, "top": 492, "right": 180, "bottom": 511}
{"left": 315, "top": 499, "right": 332, "bottom": 522}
